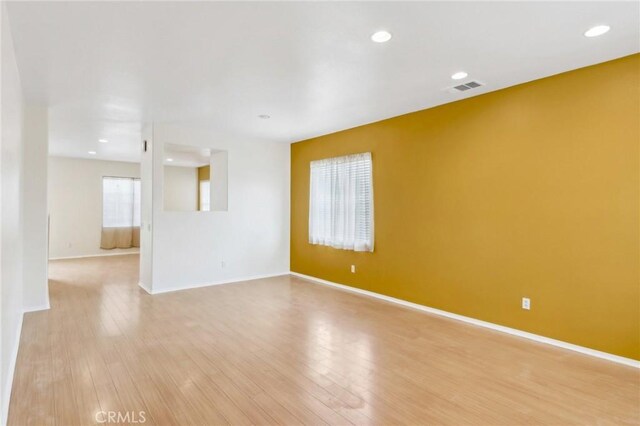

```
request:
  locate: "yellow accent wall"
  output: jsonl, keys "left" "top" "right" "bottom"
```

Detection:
{"left": 198, "top": 165, "right": 210, "bottom": 181}
{"left": 290, "top": 54, "right": 640, "bottom": 360}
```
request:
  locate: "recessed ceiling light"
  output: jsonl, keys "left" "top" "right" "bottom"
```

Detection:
{"left": 167, "top": 158, "right": 174, "bottom": 162}
{"left": 98, "top": 139, "right": 108, "bottom": 143}
{"left": 371, "top": 30, "right": 392, "bottom": 43}
{"left": 584, "top": 25, "right": 610, "bottom": 37}
{"left": 88, "top": 151, "right": 96, "bottom": 155}
{"left": 451, "top": 71, "right": 468, "bottom": 80}
{"left": 258, "top": 114, "right": 271, "bottom": 119}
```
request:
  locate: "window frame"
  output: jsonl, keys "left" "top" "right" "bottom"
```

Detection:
{"left": 308, "top": 152, "right": 374, "bottom": 252}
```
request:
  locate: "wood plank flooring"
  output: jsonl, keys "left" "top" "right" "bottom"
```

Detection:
{"left": 8, "top": 254, "right": 640, "bottom": 425}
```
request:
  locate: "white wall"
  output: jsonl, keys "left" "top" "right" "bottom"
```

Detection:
{"left": 142, "top": 123, "right": 290, "bottom": 293}
{"left": 163, "top": 165, "right": 198, "bottom": 211}
{"left": 48, "top": 157, "right": 140, "bottom": 259}
{"left": 1, "top": 4, "right": 25, "bottom": 423}
{"left": 210, "top": 151, "right": 228, "bottom": 211}
{"left": 139, "top": 125, "right": 153, "bottom": 292}
{"left": 22, "top": 107, "right": 49, "bottom": 311}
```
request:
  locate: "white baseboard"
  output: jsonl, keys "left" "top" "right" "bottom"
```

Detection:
{"left": 138, "top": 281, "right": 152, "bottom": 294}
{"left": 2, "top": 311, "right": 24, "bottom": 426}
{"left": 143, "top": 272, "right": 290, "bottom": 295}
{"left": 290, "top": 272, "right": 640, "bottom": 369}
{"left": 49, "top": 251, "right": 139, "bottom": 261}
{"left": 23, "top": 303, "right": 50, "bottom": 313}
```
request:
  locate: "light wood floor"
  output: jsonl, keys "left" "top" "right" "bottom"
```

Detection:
{"left": 9, "top": 255, "right": 639, "bottom": 425}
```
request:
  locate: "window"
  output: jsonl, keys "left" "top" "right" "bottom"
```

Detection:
{"left": 199, "top": 180, "right": 211, "bottom": 211}
{"left": 309, "top": 152, "right": 374, "bottom": 252}
{"left": 102, "top": 177, "right": 141, "bottom": 228}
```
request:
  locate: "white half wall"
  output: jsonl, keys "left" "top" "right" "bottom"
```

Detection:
{"left": 1, "top": 4, "right": 25, "bottom": 423}
{"left": 48, "top": 157, "right": 140, "bottom": 259}
{"left": 143, "top": 124, "right": 290, "bottom": 293}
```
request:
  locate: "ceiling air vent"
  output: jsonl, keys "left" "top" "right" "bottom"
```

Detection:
{"left": 450, "top": 81, "right": 484, "bottom": 93}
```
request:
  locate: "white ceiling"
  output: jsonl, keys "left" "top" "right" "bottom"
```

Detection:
{"left": 7, "top": 1, "right": 639, "bottom": 163}
{"left": 164, "top": 143, "right": 212, "bottom": 168}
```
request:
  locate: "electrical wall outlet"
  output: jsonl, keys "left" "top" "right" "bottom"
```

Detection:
{"left": 522, "top": 297, "right": 531, "bottom": 310}
{"left": 351, "top": 265, "right": 356, "bottom": 273}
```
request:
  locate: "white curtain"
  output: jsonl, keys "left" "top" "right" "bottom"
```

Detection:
{"left": 309, "top": 152, "right": 374, "bottom": 252}
{"left": 101, "top": 177, "right": 141, "bottom": 249}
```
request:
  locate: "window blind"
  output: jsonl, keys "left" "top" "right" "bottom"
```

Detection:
{"left": 309, "top": 152, "right": 374, "bottom": 252}
{"left": 199, "top": 180, "right": 211, "bottom": 211}
{"left": 102, "top": 177, "right": 141, "bottom": 228}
